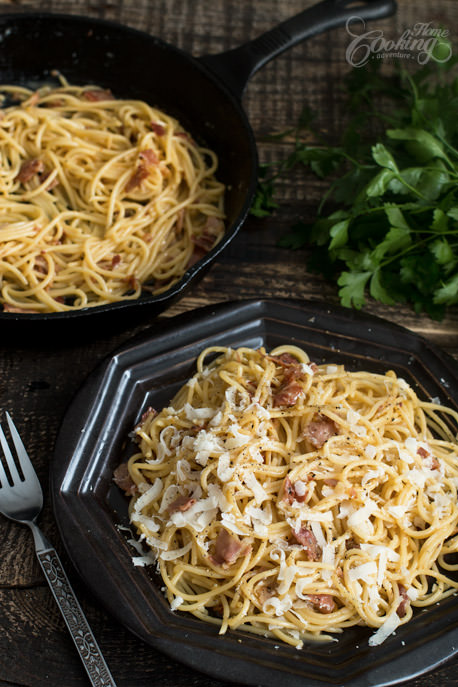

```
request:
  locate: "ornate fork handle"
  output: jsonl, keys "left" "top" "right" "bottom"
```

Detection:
{"left": 31, "top": 523, "right": 117, "bottom": 687}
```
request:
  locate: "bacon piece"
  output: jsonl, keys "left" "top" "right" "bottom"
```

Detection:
{"left": 167, "top": 494, "right": 196, "bottom": 514}
{"left": 282, "top": 476, "right": 308, "bottom": 504}
{"left": 113, "top": 462, "right": 138, "bottom": 495}
{"left": 397, "top": 584, "right": 410, "bottom": 618}
{"left": 97, "top": 253, "right": 123, "bottom": 271}
{"left": 83, "top": 88, "right": 115, "bottom": 101}
{"left": 417, "top": 446, "right": 440, "bottom": 470}
{"left": 132, "top": 406, "right": 158, "bottom": 435}
{"left": 16, "top": 158, "right": 45, "bottom": 184}
{"left": 273, "top": 381, "right": 303, "bottom": 408}
{"left": 345, "top": 537, "right": 360, "bottom": 551}
{"left": 210, "top": 528, "right": 248, "bottom": 568}
{"left": 41, "top": 170, "right": 59, "bottom": 190}
{"left": 34, "top": 254, "right": 48, "bottom": 275}
{"left": 124, "top": 275, "right": 140, "bottom": 291}
{"left": 303, "top": 414, "right": 338, "bottom": 448}
{"left": 305, "top": 594, "right": 336, "bottom": 614}
{"left": 271, "top": 354, "right": 310, "bottom": 408}
{"left": 193, "top": 217, "right": 224, "bottom": 251}
{"left": 323, "top": 478, "right": 337, "bottom": 487}
{"left": 292, "top": 526, "right": 321, "bottom": 561}
{"left": 283, "top": 475, "right": 295, "bottom": 504}
{"left": 256, "top": 582, "right": 275, "bottom": 606}
{"left": 139, "top": 149, "right": 159, "bottom": 165}
{"left": 268, "top": 352, "right": 300, "bottom": 367}
{"left": 125, "top": 165, "right": 149, "bottom": 192}
{"left": 125, "top": 149, "right": 158, "bottom": 192}
{"left": 151, "top": 121, "right": 166, "bottom": 136}
{"left": 186, "top": 217, "right": 223, "bottom": 267}
{"left": 135, "top": 406, "right": 157, "bottom": 429}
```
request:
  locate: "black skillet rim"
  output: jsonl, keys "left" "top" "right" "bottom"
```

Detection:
{"left": 0, "top": 11, "right": 258, "bottom": 323}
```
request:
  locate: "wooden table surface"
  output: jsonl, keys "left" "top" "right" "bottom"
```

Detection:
{"left": 1, "top": 0, "right": 458, "bottom": 685}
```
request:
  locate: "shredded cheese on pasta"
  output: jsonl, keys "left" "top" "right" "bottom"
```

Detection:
{"left": 121, "top": 345, "right": 458, "bottom": 648}
{"left": 0, "top": 79, "right": 225, "bottom": 312}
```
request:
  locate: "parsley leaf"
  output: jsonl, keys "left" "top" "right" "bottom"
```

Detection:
{"left": 253, "top": 49, "right": 458, "bottom": 320}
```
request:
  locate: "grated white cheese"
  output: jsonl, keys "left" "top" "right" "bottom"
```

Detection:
{"left": 193, "top": 429, "right": 224, "bottom": 466}
{"left": 348, "top": 561, "right": 378, "bottom": 582}
{"left": 160, "top": 541, "right": 192, "bottom": 561}
{"left": 406, "top": 587, "right": 419, "bottom": 601}
{"left": 295, "top": 576, "right": 318, "bottom": 599}
{"left": 321, "top": 544, "right": 335, "bottom": 582}
{"left": 404, "top": 436, "right": 417, "bottom": 455}
{"left": 133, "top": 478, "right": 163, "bottom": 514}
{"left": 406, "top": 468, "right": 427, "bottom": 489}
{"left": 226, "top": 424, "right": 251, "bottom": 449}
{"left": 244, "top": 471, "right": 268, "bottom": 504}
{"left": 277, "top": 563, "right": 298, "bottom": 595}
{"left": 263, "top": 596, "right": 293, "bottom": 616}
{"left": 132, "top": 551, "right": 157, "bottom": 567}
{"left": 221, "top": 512, "right": 247, "bottom": 536}
{"left": 310, "top": 521, "right": 327, "bottom": 549}
{"left": 245, "top": 504, "right": 271, "bottom": 537}
{"left": 364, "top": 444, "right": 377, "bottom": 459}
{"left": 217, "top": 453, "right": 235, "bottom": 482}
{"left": 170, "top": 596, "right": 184, "bottom": 611}
{"left": 301, "top": 363, "right": 316, "bottom": 376}
{"left": 368, "top": 612, "right": 400, "bottom": 646}
{"left": 346, "top": 408, "right": 361, "bottom": 425}
{"left": 184, "top": 403, "right": 216, "bottom": 422}
{"left": 360, "top": 544, "right": 400, "bottom": 562}
{"left": 294, "top": 480, "right": 307, "bottom": 497}
{"left": 362, "top": 468, "right": 384, "bottom": 486}
{"left": 297, "top": 509, "right": 333, "bottom": 523}
{"left": 347, "top": 500, "right": 377, "bottom": 527}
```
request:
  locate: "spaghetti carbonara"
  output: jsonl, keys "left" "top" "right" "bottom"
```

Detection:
{"left": 116, "top": 345, "right": 458, "bottom": 648}
{"left": 0, "top": 79, "right": 225, "bottom": 312}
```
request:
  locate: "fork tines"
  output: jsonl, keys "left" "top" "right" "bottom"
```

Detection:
{"left": 0, "top": 413, "right": 26, "bottom": 486}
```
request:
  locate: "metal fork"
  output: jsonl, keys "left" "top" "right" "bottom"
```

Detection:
{"left": 0, "top": 412, "right": 117, "bottom": 687}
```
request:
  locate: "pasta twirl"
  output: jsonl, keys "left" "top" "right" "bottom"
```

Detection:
{"left": 0, "top": 80, "right": 225, "bottom": 312}
{"left": 117, "top": 345, "right": 458, "bottom": 648}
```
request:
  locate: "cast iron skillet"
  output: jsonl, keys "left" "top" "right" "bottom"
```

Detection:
{"left": 0, "top": 0, "right": 396, "bottom": 332}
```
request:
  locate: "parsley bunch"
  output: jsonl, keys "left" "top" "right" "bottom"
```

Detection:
{"left": 255, "top": 52, "right": 458, "bottom": 319}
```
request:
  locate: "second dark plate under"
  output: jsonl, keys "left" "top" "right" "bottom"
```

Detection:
{"left": 51, "top": 298, "right": 458, "bottom": 687}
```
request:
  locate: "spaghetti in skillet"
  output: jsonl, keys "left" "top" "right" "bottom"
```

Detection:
{"left": 0, "top": 79, "right": 225, "bottom": 312}
{"left": 116, "top": 345, "right": 458, "bottom": 648}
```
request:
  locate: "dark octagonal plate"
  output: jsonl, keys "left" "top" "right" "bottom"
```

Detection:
{"left": 51, "top": 298, "right": 458, "bottom": 687}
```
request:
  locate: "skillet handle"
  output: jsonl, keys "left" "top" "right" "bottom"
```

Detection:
{"left": 199, "top": 0, "right": 397, "bottom": 99}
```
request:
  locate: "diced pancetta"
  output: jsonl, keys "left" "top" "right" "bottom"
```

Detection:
{"left": 16, "top": 158, "right": 45, "bottom": 184}
{"left": 167, "top": 494, "right": 196, "bottom": 514}
{"left": 113, "top": 462, "right": 138, "bottom": 495}
{"left": 273, "top": 382, "right": 303, "bottom": 408}
{"left": 282, "top": 476, "right": 308, "bottom": 504}
{"left": 305, "top": 594, "right": 336, "bottom": 614}
{"left": 291, "top": 526, "right": 321, "bottom": 561}
{"left": 82, "top": 88, "right": 115, "bottom": 101}
{"left": 209, "top": 528, "right": 248, "bottom": 568}
{"left": 303, "top": 414, "right": 338, "bottom": 448}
